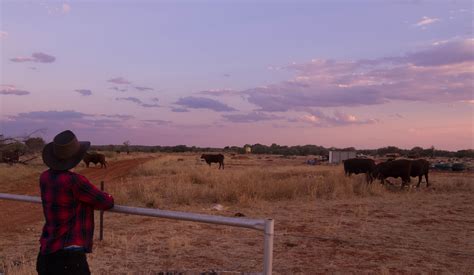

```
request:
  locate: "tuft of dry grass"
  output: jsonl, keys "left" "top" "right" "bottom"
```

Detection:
{"left": 0, "top": 164, "right": 40, "bottom": 183}
{"left": 1, "top": 255, "right": 36, "bottom": 275}
{"left": 0, "top": 162, "right": 44, "bottom": 192}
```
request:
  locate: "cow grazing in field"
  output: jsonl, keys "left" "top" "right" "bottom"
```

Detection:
{"left": 201, "top": 154, "right": 224, "bottom": 169}
{"left": 373, "top": 159, "right": 412, "bottom": 189}
{"left": 83, "top": 152, "right": 107, "bottom": 168}
{"left": 410, "top": 159, "right": 430, "bottom": 188}
{"left": 343, "top": 158, "right": 376, "bottom": 183}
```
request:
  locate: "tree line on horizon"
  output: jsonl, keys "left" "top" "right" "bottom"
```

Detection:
{"left": 1, "top": 134, "right": 473, "bottom": 159}
{"left": 90, "top": 143, "right": 474, "bottom": 159}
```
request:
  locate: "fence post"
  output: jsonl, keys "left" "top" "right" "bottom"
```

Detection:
{"left": 99, "top": 181, "right": 104, "bottom": 241}
{"left": 263, "top": 219, "right": 274, "bottom": 275}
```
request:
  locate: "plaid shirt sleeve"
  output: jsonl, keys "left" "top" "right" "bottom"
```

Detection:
{"left": 71, "top": 174, "right": 114, "bottom": 210}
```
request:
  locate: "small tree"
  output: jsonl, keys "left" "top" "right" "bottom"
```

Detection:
{"left": 123, "top": 140, "right": 131, "bottom": 154}
{"left": 408, "top": 146, "right": 423, "bottom": 158}
{"left": 25, "top": 137, "right": 45, "bottom": 153}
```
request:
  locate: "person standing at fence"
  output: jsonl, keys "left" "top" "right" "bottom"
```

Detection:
{"left": 37, "top": 130, "right": 114, "bottom": 275}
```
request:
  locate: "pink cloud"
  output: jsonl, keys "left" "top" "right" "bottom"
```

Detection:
{"left": 10, "top": 52, "right": 56, "bottom": 63}
{"left": 290, "top": 110, "right": 378, "bottom": 127}
{"left": 414, "top": 16, "right": 439, "bottom": 28}
{"left": 110, "top": 86, "right": 128, "bottom": 92}
{"left": 175, "top": 96, "right": 237, "bottom": 112}
{"left": 135, "top": 86, "right": 154, "bottom": 91}
{"left": 242, "top": 39, "right": 473, "bottom": 112}
{"left": 1, "top": 110, "right": 139, "bottom": 142}
{"left": 222, "top": 111, "right": 282, "bottom": 123}
{"left": 116, "top": 97, "right": 160, "bottom": 108}
{"left": 62, "top": 3, "right": 71, "bottom": 14}
{"left": 171, "top": 107, "right": 189, "bottom": 113}
{"left": 74, "top": 89, "right": 92, "bottom": 96}
{"left": 0, "top": 85, "right": 30, "bottom": 96}
{"left": 198, "top": 89, "right": 239, "bottom": 97}
{"left": 404, "top": 38, "right": 474, "bottom": 66}
{"left": 142, "top": 119, "right": 172, "bottom": 125}
{"left": 108, "top": 77, "right": 131, "bottom": 85}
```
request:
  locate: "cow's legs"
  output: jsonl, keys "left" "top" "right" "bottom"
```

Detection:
{"left": 425, "top": 173, "right": 430, "bottom": 187}
{"left": 416, "top": 175, "right": 422, "bottom": 188}
{"left": 401, "top": 177, "right": 410, "bottom": 189}
{"left": 365, "top": 173, "right": 372, "bottom": 184}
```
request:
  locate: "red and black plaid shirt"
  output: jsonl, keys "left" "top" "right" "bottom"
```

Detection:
{"left": 39, "top": 169, "right": 114, "bottom": 255}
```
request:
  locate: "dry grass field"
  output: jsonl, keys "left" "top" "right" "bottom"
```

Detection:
{"left": 0, "top": 153, "right": 473, "bottom": 274}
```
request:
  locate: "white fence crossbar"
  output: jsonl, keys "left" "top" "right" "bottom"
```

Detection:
{"left": 0, "top": 193, "right": 274, "bottom": 274}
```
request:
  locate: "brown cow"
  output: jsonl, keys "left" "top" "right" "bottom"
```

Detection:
{"left": 373, "top": 159, "right": 412, "bottom": 189}
{"left": 343, "top": 158, "right": 376, "bottom": 183}
{"left": 410, "top": 159, "right": 430, "bottom": 188}
{"left": 83, "top": 152, "right": 107, "bottom": 168}
{"left": 201, "top": 154, "right": 224, "bottom": 169}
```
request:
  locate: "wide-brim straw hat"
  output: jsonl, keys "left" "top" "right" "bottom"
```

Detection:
{"left": 42, "top": 130, "right": 90, "bottom": 171}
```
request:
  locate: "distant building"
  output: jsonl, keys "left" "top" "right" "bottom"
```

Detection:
{"left": 244, "top": 146, "right": 252, "bottom": 154}
{"left": 329, "top": 150, "right": 356, "bottom": 164}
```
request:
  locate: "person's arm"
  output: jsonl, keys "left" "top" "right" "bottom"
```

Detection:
{"left": 71, "top": 174, "right": 114, "bottom": 210}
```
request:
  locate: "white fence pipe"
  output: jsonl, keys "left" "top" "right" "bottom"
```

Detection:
{"left": 0, "top": 193, "right": 41, "bottom": 203}
{"left": 263, "top": 219, "right": 274, "bottom": 275}
{"left": 111, "top": 204, "right": 266, "bottom": 231}
{"left": 0, "top": 192, "right": 273, "bottom": 273}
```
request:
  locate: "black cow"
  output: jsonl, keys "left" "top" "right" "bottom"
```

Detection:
{"left": 201, "top": 154, "right": 224, "bottom": 169}
{"left": 83, "top": 152, "right": 107, "bottom": 168}
{"left": 373, "top": 159, "right": 412, "bottom": 189}
{"left": 410, "top": 159, "right": 430, "bottom": 188}
{"left": 343, "top": 158, "right": 376, "bottom": 183}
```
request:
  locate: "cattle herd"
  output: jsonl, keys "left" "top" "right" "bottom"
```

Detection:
{"left": 344, "top": 158, "right": 430, "bottom": 188}
{"left": 0, "top": 147, "right": 454, "bottom": 191}
{"left": 78, "top": 151, "right": 432, "bottom": 190}
{"left": 80, "top": 152, "right": 227, "bottom": 170}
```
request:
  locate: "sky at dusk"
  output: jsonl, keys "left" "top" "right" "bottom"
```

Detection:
{"left": 1, "top": 0, "right": 473, "bottom": 150}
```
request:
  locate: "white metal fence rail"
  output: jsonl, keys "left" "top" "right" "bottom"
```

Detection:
{"left": 0, "top": 193, "right": 274, "bottom": 275}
